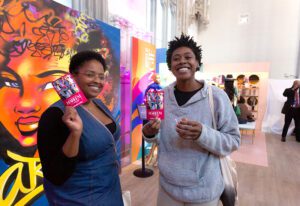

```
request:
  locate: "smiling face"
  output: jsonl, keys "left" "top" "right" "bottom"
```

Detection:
{"left": 0, "top": 51, "right": 68, "bottom": 147}
{"left": 72, "top": 59, "right": 105, "bottom": 99}
{"left": 170, "top": 47, "right": 199, "bottom": 82}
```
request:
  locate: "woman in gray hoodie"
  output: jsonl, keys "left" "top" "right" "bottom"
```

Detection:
{"left": 143, "top": 34, "right": 241, "bottom": 206}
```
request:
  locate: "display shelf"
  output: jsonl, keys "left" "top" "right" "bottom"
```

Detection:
{"left": 238, "top": 75, "right": 260, "bottom": 122}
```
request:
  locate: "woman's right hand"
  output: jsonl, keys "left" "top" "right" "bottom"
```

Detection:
{"left": 62, "top": 106, "right": 83, "bottom": 135}
{"left": 142, "top": 118, "right": 161, "bottom": 137}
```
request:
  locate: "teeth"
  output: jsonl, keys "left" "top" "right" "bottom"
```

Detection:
{"left": 90, "top": 86, "right": 100, "bottom": 90}
{"left": 178, "top": 68, "right": 188, "bottom": 72}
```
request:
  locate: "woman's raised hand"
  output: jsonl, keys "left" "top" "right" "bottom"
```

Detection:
{"left": 62, "top": 106, "right": 83, "bottom": 136}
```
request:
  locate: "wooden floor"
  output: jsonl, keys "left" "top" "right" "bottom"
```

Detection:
{"left": 120, "top": 133, "right": 300, "bottom": 206}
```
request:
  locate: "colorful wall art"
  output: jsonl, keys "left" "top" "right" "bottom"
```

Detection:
{"left": 131, "top": 37, "right": 156, "bottom": 161}
{"left": 0, "top": 0, "right": 120, "bottom": 205}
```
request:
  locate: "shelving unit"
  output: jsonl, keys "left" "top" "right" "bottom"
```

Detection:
{"left": 238, "top": 83, "right": 260, "bottom": 119}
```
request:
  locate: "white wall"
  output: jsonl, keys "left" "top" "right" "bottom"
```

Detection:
{"left": 190, "top": 0, "right": 300, "bottom": 79}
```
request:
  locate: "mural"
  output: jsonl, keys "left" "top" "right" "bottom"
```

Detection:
{"left": 0, "top": 0, "right": 120, "bottom": 205}
{"left": 131, "top": 37, "right": 155, "bottom": 161}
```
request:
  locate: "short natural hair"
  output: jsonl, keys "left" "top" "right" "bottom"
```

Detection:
{"left": 166, "top": 33, "right": 202, "bottom": 70}
{"left": 69, "top": 50, "right": 107, "bottom": 74}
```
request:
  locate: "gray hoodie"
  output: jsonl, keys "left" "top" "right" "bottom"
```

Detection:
{"left": 144, "top": 80, "right": 240, "bottom": 203}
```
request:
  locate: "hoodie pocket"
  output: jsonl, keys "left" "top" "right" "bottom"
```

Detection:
{"left": 158, "top": 153, "right": 202, "bottom": 187}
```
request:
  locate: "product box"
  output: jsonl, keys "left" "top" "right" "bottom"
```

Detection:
{"left": 52, "top": 73, "right": 87, "bottom": 107}
{"left": 145, "top": 89, "right": 164, "bottom": 120}
{"left": 137, "top": 104, "right": 147, "bottom": 120}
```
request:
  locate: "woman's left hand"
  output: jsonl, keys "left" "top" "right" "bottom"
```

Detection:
{"left": 176, "top": 118, "right": 202, "bottom": 140}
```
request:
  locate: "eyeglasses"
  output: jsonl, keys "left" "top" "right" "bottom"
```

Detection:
{"left": 76, "top": 72, "right": 106, "bottom": 81}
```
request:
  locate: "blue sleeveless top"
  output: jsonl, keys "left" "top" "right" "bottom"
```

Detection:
{"left": 43, "top": 99, "right": 123, "bottom": 206}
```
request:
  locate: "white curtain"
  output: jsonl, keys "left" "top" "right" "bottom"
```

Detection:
{"left": 262, "top": 79, "right": 295, "bottom": 135}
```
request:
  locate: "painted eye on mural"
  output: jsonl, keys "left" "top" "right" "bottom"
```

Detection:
{"left": 0, "top": 72, "right": 20, "bottom": 89}
{"left": 39, "top": 82, "right": 54, "bottom": 91}
{"left": 2, "top": 79, "right": 20, "bottom": 88}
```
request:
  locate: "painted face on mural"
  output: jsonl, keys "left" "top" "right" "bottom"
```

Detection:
{"left": 170, "top": 47, "right": 199, "bottom": 82}
{"left": 72, "top": 60, "right": 105, "bottom": 99}
{"left": 0, "top": 0, "right": 118, "bottom": 148}
{"left": 0, "top": 50, "right": 68, "bottom": 147}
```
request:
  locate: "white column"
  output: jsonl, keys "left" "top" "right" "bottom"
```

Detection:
{"left": 72, "top": 0, "right": 108, "bottom": 22}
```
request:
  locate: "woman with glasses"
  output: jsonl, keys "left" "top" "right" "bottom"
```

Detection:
{"left": 37, "top": 51, "right": 123, "bottom": 206}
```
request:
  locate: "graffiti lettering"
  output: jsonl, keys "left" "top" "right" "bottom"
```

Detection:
{"left": 0, "top": 0, "right": 71, "bottom": 59}
{"left": 75, "top": 17, "right": 89, "bottom": 42}
{"left": 0, "top": 151, "right": 43, "bottom": 206}
{"left": 8, "top": 39, "right": 31, "bottom": 57}
{"left": 74, "top": 13, "right": 98, "bottom": 43}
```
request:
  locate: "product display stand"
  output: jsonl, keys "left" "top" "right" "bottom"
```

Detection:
{"left": 133, "top": 137, "right": 154, "bottom": 178}
{"left": 133, "top": 108, "right": 154, "bottom": 178}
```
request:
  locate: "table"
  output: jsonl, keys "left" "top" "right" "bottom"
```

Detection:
{"left": 239, "top": 121, "right": 256, "bottom": 144}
